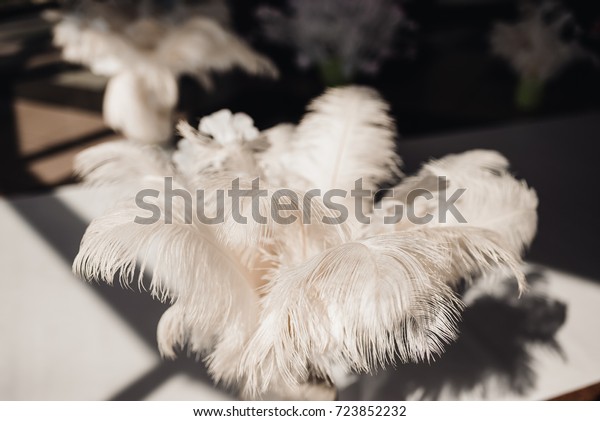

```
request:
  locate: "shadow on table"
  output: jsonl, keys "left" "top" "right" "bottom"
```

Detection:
{"left": 340, "top": 270, "right": 567, "bottom": 400}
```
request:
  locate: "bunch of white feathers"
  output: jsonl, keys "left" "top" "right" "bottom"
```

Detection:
{"left": 51, "top": 0, "right": 277, "bottom": 145}
{"left": 73, "top": 86, "right": 538, "bottom": 400}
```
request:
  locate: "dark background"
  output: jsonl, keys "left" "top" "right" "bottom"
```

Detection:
{"left": 2, "top": 1, "right": 600, "bottom": 178}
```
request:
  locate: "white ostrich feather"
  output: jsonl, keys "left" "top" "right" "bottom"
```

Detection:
{"left": 73, "top": 175, "right": 350, "bottom": 386}
{"left": 73, "top": 190, "right": 261, "bottom": 374}
{"left": 53, "top": 17, "right": 130, "bottom": 77}
{"left": 419, "top": 150, "right": 537, "bottom": 255}
{"left": 255, "top": 123, "right": 297, "bottom": 187}
{"left": 285, "top": 86, "right": 401, "bottom": 192}
{"left": 156, "top": 303, "right": 187, "bottom": 359}
{"left": 173, "top": 111, "right": 264, "bottom": 180}
{"left": 74, "top": 139, "right": 172, "bottom": 185}
{"left": 370, "top": 150, "right": 538, "bottom": 258}
{"left": 184, "top": 176, "right": 351, "bottom": 275}
{"left": 156, "top": 16, "right": 278, "bottom": 86}
{"left": 238, "top": 226, "right": 524, "bottom": 396}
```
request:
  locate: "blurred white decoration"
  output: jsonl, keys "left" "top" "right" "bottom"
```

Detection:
{"left": 257, "top": 0, "right": 415, "bottom": 85}
{"left": 491, "top": 0, "right": 586, "bottom": 110}
{"left": 52, "top": 0, "right": 278, "bottom": 145}
{"left": 73, "top": 86, "right": 538, "bottom": 400}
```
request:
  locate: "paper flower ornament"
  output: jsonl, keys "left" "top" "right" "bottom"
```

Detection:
{"left": 52, "top": 0, "right": 278, "bottom": 145}
{"left": 73, "top": 86, "right": 538, "bottom": 400}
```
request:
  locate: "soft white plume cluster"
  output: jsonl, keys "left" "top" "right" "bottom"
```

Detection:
{"left": 490, "top": 0, "right": 585, "bottom": 82}
{"left": 73, "top": 86, "right": 538, "bottom": 399}
{"left": 52, "top": 0, "right": 277, "bottom": 145}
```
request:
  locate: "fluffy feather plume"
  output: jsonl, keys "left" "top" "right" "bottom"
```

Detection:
{"left": 156, "top": 17, "right": 278, "bottom": 85}
{"left": 72, "top": 182, "right": 261, "bottom": 377}
{"left": 237, "top": 225, "right": 526, "bottom": 396}
{"left": 255, "top": 123, "right": 297, "bottom": 188}
{"left": 173, "top": 111, "right": 265, "bottom": 180}
{"left": 74, "top": 139, "right": 172, "bottom": 185}
{"left": 370, "top": 150, "right": 538, "bottom": 260}
{"left": 73, "top": 175, "right": 350, "bottom": 385}
{"left": 52, "top": 2, "right": 277, "bottom": 81}
{"left": 52, "top": 1, "right": 277, "bottom": 144}
{"left": 285, "top": 86, "right": 401, "bottom": 192}
{"left": 73, "top": 87, "right": 538, "bottom": 399}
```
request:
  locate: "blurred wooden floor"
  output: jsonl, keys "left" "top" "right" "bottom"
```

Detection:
{"left": 13, "top": 97, "right": 119, "bottom": 186}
